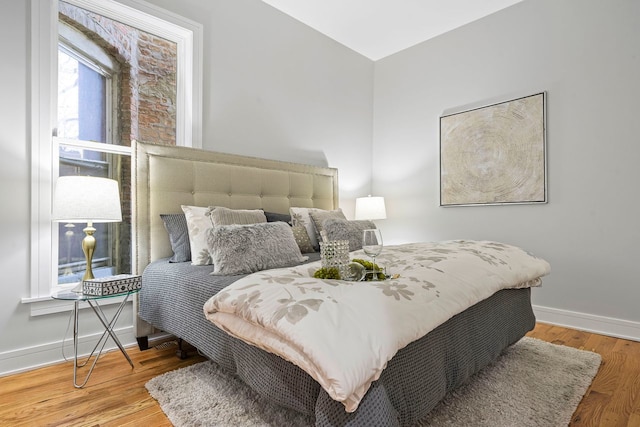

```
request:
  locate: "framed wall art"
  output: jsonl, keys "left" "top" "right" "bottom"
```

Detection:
{"left": 439, "top": 92, "right": 547, "bottom": 207}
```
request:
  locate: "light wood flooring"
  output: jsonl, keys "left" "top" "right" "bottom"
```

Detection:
{"left": 527, "top": 323, "right": 640, "bottom": 427}
{"left": 0, "top": 323, "right": 638, "bottom": 426}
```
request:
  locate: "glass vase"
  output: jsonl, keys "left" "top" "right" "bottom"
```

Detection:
{"left": 320, "top": 240, "right": 350, "bottom": 279}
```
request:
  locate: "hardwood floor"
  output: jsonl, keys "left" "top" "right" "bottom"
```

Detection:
{"left": 527, "top": 323, "right": 640, "bottom": 427}
{"left": 0, "top": 323, "right": 638, "bottom": 426}
{"left": 0, "top": 340, "right": 206, "bottom": 427}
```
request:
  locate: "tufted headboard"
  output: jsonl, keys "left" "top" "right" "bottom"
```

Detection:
{"left": 132, "top": 141, "right": 339, "bottom": 276}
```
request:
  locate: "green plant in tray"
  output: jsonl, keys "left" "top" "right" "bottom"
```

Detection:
{"left": 313, "top": 267, "right": 341, "bottom": 279}
{"left": 351, "top": 258, "right": 386, "bottom": 281}
{"left": 313, "top": 260, "right": 387, "bottom": 281}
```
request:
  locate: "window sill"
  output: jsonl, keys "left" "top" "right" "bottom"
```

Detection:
{"left": 21, "top": 291, "right": 130, "bottom": 317}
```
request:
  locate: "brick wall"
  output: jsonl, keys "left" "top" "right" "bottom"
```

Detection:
{"left": 59, "top": 1, "right": 177, "bottom": 147}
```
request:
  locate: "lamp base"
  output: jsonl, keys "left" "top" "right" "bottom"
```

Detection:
{"left": 75, "top": 222, "right": 97, "bottom": 293}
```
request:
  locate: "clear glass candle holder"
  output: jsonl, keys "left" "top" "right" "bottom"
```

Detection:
{"left": 320, "top": 240, "right": 350, "bottom": 279}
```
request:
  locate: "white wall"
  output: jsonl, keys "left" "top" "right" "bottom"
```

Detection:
{"left": 372, "top": 0, "right": 640, "bottom": 339}
{"left": 145, "top": 0, "right": 374, "bottom": 207}
{"left": 0, "top": 0, "right": 373, "bottom": 375}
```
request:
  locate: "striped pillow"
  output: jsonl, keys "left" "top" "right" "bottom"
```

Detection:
{"left": 209, "top": 206, "right": 267, "bottom": 226}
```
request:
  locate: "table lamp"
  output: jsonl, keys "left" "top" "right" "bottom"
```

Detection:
{"left": 355, "top": 195, "right": 387, "bottom": 221}
{"left": 52, "top": 176, "right": 122, "bottom": 291}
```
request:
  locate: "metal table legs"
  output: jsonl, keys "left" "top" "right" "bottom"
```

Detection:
{"left": 71, "top": 293, "right": 134, "bottom": 388}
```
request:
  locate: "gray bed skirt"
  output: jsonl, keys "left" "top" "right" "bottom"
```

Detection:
{"left": 140, "top": 258, "right": 535, "bottom": 426}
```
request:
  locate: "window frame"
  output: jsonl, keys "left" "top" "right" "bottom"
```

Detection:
{"left": 25, "top": 0, "right": 202, "bottom": 304}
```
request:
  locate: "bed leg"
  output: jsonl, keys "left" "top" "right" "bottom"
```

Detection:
{"left": 176, "top": 338, "right": 189, "bottom": 359}
{"left": 137, "top": 336, "right": 150, "bottom": 351}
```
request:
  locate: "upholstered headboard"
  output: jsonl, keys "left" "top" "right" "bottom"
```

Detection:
{"left": 132, "top": 140, "right": 339, "bottom": 275}
{"left": 132, "top": 141, "right": 338, "bottom": 339}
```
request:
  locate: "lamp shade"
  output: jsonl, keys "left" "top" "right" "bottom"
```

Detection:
{"left": 355, "top": 195, "right": 387, "bottom": 220}
{"left": 52, "top": 176, "right": 122, "bottom": 223}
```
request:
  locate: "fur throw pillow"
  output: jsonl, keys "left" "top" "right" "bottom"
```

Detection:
{"left": 208, "top": 222, "right": 308, "bottom": 275}
{"left": 322, "top": 218, "right": 377, "bottom": 252}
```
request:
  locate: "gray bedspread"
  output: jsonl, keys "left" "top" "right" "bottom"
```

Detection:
{"left": 140, "top": 256, "right": 535, "bottom": 426}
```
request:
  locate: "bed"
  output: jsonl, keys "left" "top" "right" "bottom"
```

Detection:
{"left": 132, "top": 141, "right": 549, "bottom": 426}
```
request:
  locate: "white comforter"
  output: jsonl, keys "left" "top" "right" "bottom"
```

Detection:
{"left": 203, "top": 240, "right": 550, "bottom": 412}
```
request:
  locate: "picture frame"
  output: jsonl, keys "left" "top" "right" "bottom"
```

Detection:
{"left": 439, "top": 92, "right": 547, "bottom": 207}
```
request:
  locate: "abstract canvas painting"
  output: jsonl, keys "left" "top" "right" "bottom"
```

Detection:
{"left": 440, "top": 92, "right": 546, "bottom": 206}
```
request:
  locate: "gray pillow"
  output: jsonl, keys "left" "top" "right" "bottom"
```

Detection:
{"left": 209, "top": 206, "right": 267, "bottom": 226}
{"left": 207, "top": 222, "right": 308, "bottom": 275}
{"left": 323, "top": 218, "right": 377, "bottom": 252}
{"left": 160, "top": 213, "right": 191, "bottom": 263}
{"left": 263, "top": 211, "right": 292, "bottom": 224}
{"left": 309, "top": 208, "right": 346, "bottom": 243}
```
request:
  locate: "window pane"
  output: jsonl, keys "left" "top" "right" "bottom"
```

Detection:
{"left": 57, "top": 49, "right": 107, "bottom": 143}
{"left": 57, "top": 150, "right": 131, "bottom": 284}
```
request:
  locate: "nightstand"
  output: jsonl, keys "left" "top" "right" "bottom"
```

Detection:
{"left": 51, "top": 288, "right": 139, "bottom": 388}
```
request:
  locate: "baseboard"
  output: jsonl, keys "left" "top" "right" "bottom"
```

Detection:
{"left": 533, "top": 304, "right": 640, "bottom": 342}
{"left": 0, "top": 326, "right": 137, "bottom": 377}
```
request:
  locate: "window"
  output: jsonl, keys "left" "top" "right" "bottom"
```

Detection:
{"left": 26, "top": 0, "right": 202, "bottom": 303}
{"left": 56, "top": 24, "right": 125, "bottom": 284}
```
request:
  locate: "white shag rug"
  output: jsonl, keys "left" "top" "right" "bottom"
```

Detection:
{"left": 146, "top": 337, "right": 601, "bottom": 427}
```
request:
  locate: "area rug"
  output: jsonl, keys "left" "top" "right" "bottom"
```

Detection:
{"left": 146, "top": 337, "right": 601, "bottom": 427}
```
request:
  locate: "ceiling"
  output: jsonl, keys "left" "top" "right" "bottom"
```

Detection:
{"left": 262, "top": 0, "right": 524, "bottom": 61}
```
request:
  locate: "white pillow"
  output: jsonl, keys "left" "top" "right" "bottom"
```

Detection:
{"left": 182, "top": 205, "right": 214, "bottom": 266}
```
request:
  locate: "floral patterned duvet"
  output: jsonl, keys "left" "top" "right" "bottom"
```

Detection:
{"left": 203, "top": 240, "right": 550, "bottom": 412}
